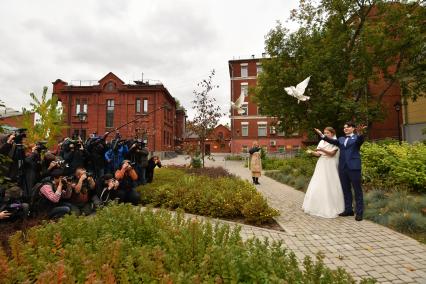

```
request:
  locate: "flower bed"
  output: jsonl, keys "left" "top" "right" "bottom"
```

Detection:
{"left": 139, "top": 167, "right": 279, "bottom": 225}
{"left": 0, "top": 204, "right": 375, "bottom": 283}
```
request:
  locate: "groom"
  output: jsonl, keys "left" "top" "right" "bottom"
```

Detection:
{"left": 314, "top": 122, "right": 366, "bottom": 221}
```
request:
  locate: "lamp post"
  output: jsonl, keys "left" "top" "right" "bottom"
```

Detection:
{"left": 393, "top": 101, "right": 402, "bottom": 144}
{"left": 77, "top": 111, "right": 87, "bottom": 140}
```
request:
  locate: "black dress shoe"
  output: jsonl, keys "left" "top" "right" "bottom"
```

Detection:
{"left": 339, "top": 211, "right": 355, "bottom": 217}
{"left": 355, "top": 215, "right": 363, "bottom": 221}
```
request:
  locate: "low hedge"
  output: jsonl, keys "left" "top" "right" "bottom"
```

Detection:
{"left": 139, "top": 168, "right": 279, "bottom": 224}
{"left": 0, "top": 204, "right": 375, "bottom": 283}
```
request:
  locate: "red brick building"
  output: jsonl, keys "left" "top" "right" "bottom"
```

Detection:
{"left": 183, "top": 124, "right": 231, "bottom": 154}
{"left": 53, "top": 72, "right": 185, "bottom": 153}
{"left": 229, "top": 57, "right": 305, "bottom": 154}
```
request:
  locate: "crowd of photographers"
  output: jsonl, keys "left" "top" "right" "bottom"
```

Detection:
{"left": 0, "top": 130, "right": 162, "bottom": 222}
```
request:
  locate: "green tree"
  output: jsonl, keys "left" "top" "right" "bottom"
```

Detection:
{"left": 188, "top": 70, "right": 223, "bottom": 167}
{"left": 21, "top": 86, "right": 67, "bottom": 147}
{"left": 255, "top": 0, "right": 425, "bottom": 136}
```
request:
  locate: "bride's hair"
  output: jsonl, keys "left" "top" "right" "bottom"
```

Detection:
{"left": 324, "top": 126, "right": 336, "bottom": 135}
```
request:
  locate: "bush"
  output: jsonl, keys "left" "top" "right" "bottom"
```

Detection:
{"left": 0, "top": 204, "right": 373, "bottom": 283}
{"left": 190, "top": 156, "right": 202, "bottom": 168}
{"left": 139, "top": 168, "right": 279, "bottom": 224}
{"left": 225, "top": 154, "right": 246, "bottom": 161}
{"left": 361, "top": 142, "right": 426, "bottom": 192}
{"left": 185, "top": 166, "right": 235, "bottom": 179}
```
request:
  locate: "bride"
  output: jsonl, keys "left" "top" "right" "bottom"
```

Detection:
{"left": 302, "top": 127, "right": 344, "bottom": 218}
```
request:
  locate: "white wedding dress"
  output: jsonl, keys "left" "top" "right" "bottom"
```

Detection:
{"left": 302, "top": 139, "right": 344, "bottom": 218}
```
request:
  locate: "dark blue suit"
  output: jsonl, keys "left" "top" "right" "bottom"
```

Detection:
{"left": 323, "top": 134, "right": 364, "bottom": 216}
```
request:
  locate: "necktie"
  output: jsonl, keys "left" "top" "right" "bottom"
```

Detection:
{"left": 344, "top": 136, "right": 350, "bottom": 147}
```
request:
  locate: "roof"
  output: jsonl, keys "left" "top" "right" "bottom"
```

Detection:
{"left": 0, "top": 107, "right": 23, "bottom": 118}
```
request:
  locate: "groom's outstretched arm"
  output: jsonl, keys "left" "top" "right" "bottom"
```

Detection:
{"left": 314, "top": 128, "right": 339, "bottom": 146}
{"left": 355, "top": 124, "right": 367, "bottom": 146}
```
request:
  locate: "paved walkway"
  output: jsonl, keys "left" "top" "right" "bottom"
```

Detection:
{"left": 163, "top": 155, "right": 426, "bottom": 283}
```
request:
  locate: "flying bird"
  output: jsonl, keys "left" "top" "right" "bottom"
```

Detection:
{"left": 284, "top": 76, "right": 311, "bottom": 103}
{"left": 231, "top": 92, "right": 245, "bottom": 114}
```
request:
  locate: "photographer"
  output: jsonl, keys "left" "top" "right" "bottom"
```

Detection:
{"left": 114, "top": 160, "right": 140, "bottom": 205}
{"left": 105, "top": 138, "right": 128, "bottom": 174}
{"left": 128, "top": 140, "right": 149, "bottom": 185}
{"left": 0, "top": 185, "right": 29, "bottom": 222}
{"left": 94, "top": 174, "right": 119, "bottom": 206}
{"left": 0, "top": 133, "right": 14, "bottom": 156}
{"left": 70, "top": 167, "right": 96, "bottom": 216}
{"left": 63, "top": 139, "right": 87, "bottom": 175}
{"left": 35, "top": 169, "right": 72, "bottom": 219}
{"left": 40, "top": 152, "right": 60, "bottom": 179}
{"left": 24, "top": 143, "right": 44, "bottom": 197}
{"left": 146, "top": 156, "right": 162, "bottom": 183}
{"left": 86, "top": 136, "right": 107, "bottom": 179}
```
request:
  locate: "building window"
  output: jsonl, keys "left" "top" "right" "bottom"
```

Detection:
{"left": 241, "top": 103, "right": 248, "bottom": 116}
{"left": 218, "top": 132, "right": 224, "bottom": 140}
{"left": 258, "top": 122, "right": 267, "bottom": 137}
{"left": 241, "top": 83, "right": 248, "bottom": 97}
{"left": 242, "top": 145, "right": 248, "bottom": 153}
{"left": 106, "top": 99, "right": 114, "bottom": 128}
{"left": 241, "top": 123, "right": 249, "bottom": 137}
{"left": 241, "top": 64, "right": 248, "bottom": 77}
{"left": 143, "top": 99, "right": 148, "bottom": 113}
{"left": 256, "top": 64, "right": 262, "bottom": 75}
{"left": 75, "top": 99, "right": 80, "bottom": 114}
{"left": 270, "top": 126, "right": 276, "bottom": 135}
{"left": 82, "top": 98, "right": 88, "bottom": 114}
{"left": 136, "top": 99, "right": 141, "bottom": 113}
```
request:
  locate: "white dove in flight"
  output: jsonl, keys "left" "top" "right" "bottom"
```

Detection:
{"left": 231, "top": 92, "right": 245, "bottom": 114}
{"left": 284, "top": 76, "right": 311, "bottom": 103}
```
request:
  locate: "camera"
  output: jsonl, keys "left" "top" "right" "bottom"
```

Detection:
{"left": 4, "top": 202, "right": 24, "bottom": 214}
{"left": 13, "top": 128, "right": 27, "bottom": 144}
{"left": 85, "top": 172, "right": 94, "bottom": 178}
{"left": 56, "top": 159, "right": 68, "bottom": 168}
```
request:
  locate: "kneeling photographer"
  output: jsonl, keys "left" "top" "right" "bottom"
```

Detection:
{"left": 0, "top": 185, "right": 29, "bottom": 223}
{"left": 114, "top": 160, "right": 140, "bottom": 205}
{"left": 69, "top": 167, "right": 96, "bottom": 215}
{"left": 32, "top": 169, "right": 73, "bottom": 219}
{"left": 94, "top": 174, "right": 119, "bottom": 207}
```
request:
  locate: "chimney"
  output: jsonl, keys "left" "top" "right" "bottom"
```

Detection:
{"left": 262, "top": 52, "right": 266, "bottom": 58}
{"left": 251, "top": 54, "right": 255, "bottom": 59}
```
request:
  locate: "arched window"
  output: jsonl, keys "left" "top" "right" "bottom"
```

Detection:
{"left": 105, "top": 81, "right": 116, "bottom": 92}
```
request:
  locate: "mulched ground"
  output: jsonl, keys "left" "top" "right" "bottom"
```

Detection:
{"left": 0, "top": 214, "right": 47, "bottom": 256}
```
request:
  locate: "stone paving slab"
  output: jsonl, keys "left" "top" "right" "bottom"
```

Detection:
{"left": 162, "top": 155, "right": 426, "bottom": 283}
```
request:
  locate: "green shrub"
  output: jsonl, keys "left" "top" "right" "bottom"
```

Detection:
{"left": 294, "top": 176, "right": 308, "bottom": 191}
{"left": 139, "top": 168, "right": 279, "bottom": 224}
{"left": 0, "top": 204, "right": 373, "bottom": 283}
{"left": 361, "top": 142, "right": 426, "bottom": 192}
{"left": 225, "top": 155, "right": 246, "bottom": 161}
{"left": 190, "top": 156, "right": 202, "bottom": 168}
{"left": 185, "top": 166, "right": 236, "bottom": 179}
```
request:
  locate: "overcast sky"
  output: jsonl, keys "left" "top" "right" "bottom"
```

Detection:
{"left": 0, "top": 0, "right": 299, "bottom": 124}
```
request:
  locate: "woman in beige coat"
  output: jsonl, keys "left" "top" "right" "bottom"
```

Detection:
{"left": 249, "top": 141, "right": 262, "bottom": 185}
